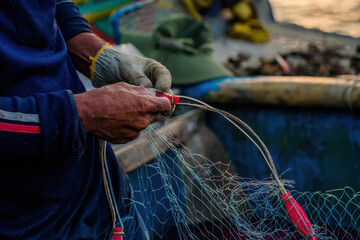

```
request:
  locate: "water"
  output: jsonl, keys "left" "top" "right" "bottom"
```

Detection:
{"left": 269, "top": 0, "right": 360, "bottom": 38}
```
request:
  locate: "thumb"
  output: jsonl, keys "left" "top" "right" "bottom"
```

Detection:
{"left": 154, "top": 69, "right": 172, "bottom": 93}
{"left": 144, "top": 60, "right": 172, "bottom": 92}
{"left": 148, "top": 95, "right": 172, "bottom": 113}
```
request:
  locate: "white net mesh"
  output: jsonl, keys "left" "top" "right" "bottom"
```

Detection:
{"left": 123, "top": 124, "right": 360, "bottom": 239}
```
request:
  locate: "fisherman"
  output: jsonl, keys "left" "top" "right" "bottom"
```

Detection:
{"left": 0, "top": 1, "right": 172, "bottom": 239}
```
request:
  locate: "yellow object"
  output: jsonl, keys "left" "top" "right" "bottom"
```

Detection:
{"left": 89, "top": 44, "right": 112, "bottom": 83}
{"left": 227, "top": 19, "right": 269, "bottom": 43}
{"left": 226, "top": 0, "right": 270, "bottom": 43}
{"left": 72, "top": 0, "right": 90, "bottom": 3}
{"left": 194, "top": 0, "right": 214, "bottom": 9}
{"left": 82, "top": 11, "right": 113, "bottom": 23}
{"left": 232, "top": 0, "right": 253, "bottom": 21}
{"left": 181, "top": 0, "right": 203, "bottom": 21}
{"left": 156, "top": 0, "right": 174, "bottom": 9}
{"left": 181, "top": 0, "right": 214, "bottom": 22}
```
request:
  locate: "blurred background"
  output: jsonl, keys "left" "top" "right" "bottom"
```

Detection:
{"left": 270, "top": 0, "right": 360, "bottom": 38}
{"left": 78, "top": 0, "right": 360, "bottom": 238}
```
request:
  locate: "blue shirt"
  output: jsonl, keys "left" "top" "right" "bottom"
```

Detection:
{"left": 0, "top": 1, "right": 147, "bottom": 239}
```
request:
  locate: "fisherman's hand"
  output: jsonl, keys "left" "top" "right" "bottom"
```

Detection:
{"left": 90, "top": 45, "right": 172, "bottom": 93}
{"left": 73, "top": 82, "right": 171, "bottom": 144}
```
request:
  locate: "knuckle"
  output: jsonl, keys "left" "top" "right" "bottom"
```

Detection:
{"left": 141, "top": 98, "right": 157, "bottom": 111}
{"left": 145, "top": 61, "right": 165, "bottom": 74}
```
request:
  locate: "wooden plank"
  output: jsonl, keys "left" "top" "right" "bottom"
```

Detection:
{"left": 205, "top": 76, "right": 360, "bottom": 110}
{"left": 112, "top": 109, "right": 203, "bottom": 173}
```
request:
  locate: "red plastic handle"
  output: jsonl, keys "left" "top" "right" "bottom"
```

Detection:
{"left": 281, "top": 192, "right": 317, "bottom": 239}
{"left": 156, "top": 93, "right": 180, "bottom": 104}
{"left": 112, "top": 227, "right": 123, "bottom": 240}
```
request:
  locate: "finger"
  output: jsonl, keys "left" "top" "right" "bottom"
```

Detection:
{"left": 132, "top": 117, "right": 153, "bottom": 131}
{"left": 154, "top": 70, "right": 172, "bottom": 93}
{"left": 147, "top": 95, "right": 172, "bottom": 113}
{"left": 111, "top": 133, "right": 141, "bottom": 144}
{"left": 149, "top": 113, "right": 161, "bottom": 123}
{"left": 144, "top": 61, "right": 172, "bottom": 92}
{"left": 124, "top": 131, "right": 141, "bottom": 141}
{"left": 137, "top": 76, "right": 153, "bottom": 88}
{"left": 109, "top": 128, "right": 143, "bottom": 144}
{"left": 164, "top": 88, "right": 174, "bottom": 95}
{"left": 113, "top": 82, "right": 155, "bottom": 97}
{"left": 128, "top": 71, "right": 153, "bottom": 88}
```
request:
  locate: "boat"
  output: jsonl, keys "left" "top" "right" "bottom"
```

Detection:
{"left": 76, "top": 0, "right": 360, "bottom": 238}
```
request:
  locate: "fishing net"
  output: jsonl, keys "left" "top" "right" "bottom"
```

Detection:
{"left": 101, "top": 1, "right": 360, "bottom": 239}
{"left": 115, "top": 94, "right": 360, "bottom": 240}
{"left": 123, "top": 117, "right": 360, "bottom": 240}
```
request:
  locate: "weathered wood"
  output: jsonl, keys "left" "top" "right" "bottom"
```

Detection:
{"left": 205, "top": 76, "right": 360, "bottom": 110}
{"left": 112, "top": 109, "right": 203, "bottom": 173}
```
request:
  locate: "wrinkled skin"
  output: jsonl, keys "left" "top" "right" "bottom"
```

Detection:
{"left": 74, "top": 82, "right": 171, "bottom": 144}
{"left": 68, "top": 33, "right": 173, "bottom": 143}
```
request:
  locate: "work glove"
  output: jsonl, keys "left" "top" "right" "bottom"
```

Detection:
{"left": 90, "top": 45, "right": 172, "bottom": 93}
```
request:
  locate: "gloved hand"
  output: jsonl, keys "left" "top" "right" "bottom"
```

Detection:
{"left": 90, "top": 45, "right": 172, "bottom": 93}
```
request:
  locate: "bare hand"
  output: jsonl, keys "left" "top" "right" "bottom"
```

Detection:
{"left": 74, "top": 82, "right": 171, "bottom": 144}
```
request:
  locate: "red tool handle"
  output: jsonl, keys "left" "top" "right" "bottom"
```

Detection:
{"left": 112, "top": 227, "right": 123, "bottom": 240}
{"left": 281, "top": 192, "right": 317, "bottom": 239}
{"left": 156, "top": 93, "right": 180, "bottom": 104}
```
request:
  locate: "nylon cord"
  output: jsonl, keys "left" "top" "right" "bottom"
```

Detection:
{"left": 100, "top": 140, "right": 124, "bottom": 238}
{"left": 175, "top": 95, "right": 286, "bottom": 194}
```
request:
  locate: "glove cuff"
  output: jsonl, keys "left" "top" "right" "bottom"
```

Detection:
{"left": 89, "top": 44, "right": 113, "bottom": 86}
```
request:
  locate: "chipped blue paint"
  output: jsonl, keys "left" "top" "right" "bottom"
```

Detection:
{"left": 206, "top": 107, "right": 360, "bottom": 192}
{"left": 181, "top": 77, "right": 225, "bottom": 100}
{"left": 181, "top": 76, "right": 258, "bottom": 100}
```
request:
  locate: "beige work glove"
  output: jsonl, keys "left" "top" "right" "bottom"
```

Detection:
{"left": 90, "top": 45, "right": 172, "bottom": 93}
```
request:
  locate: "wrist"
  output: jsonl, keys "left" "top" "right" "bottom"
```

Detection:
{"left": 89, "top": 44, "right": 113, "bottom": 84}
{"left": 73, "top": 93, "right": 92, "bottom": 133}
{"left": 66, "top": 32, "right": 106, "bottom": 78}
{"left": 91, "top": 46, "right": 123, "bottom": 88}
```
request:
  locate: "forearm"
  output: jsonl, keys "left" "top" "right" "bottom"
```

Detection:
{"left": 66, "top": 32, "right": 106, "bottom": 78}
{"left": 0, "top": 91, "right": 85, "bottom": 162}
{"left": 55, "top": 0, "right": 101, "bottom": 77}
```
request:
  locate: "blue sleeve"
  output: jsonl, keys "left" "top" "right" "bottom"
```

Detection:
{"left": 55, "top": 0, "right": 92, "bottom": 41}
{"left": 0, "top": 90, "right": 86, "bottom": 162}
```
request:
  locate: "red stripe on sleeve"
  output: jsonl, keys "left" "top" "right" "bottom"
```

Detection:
{"left": 0, "top": 122, "right": 40, "bottom": 134}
